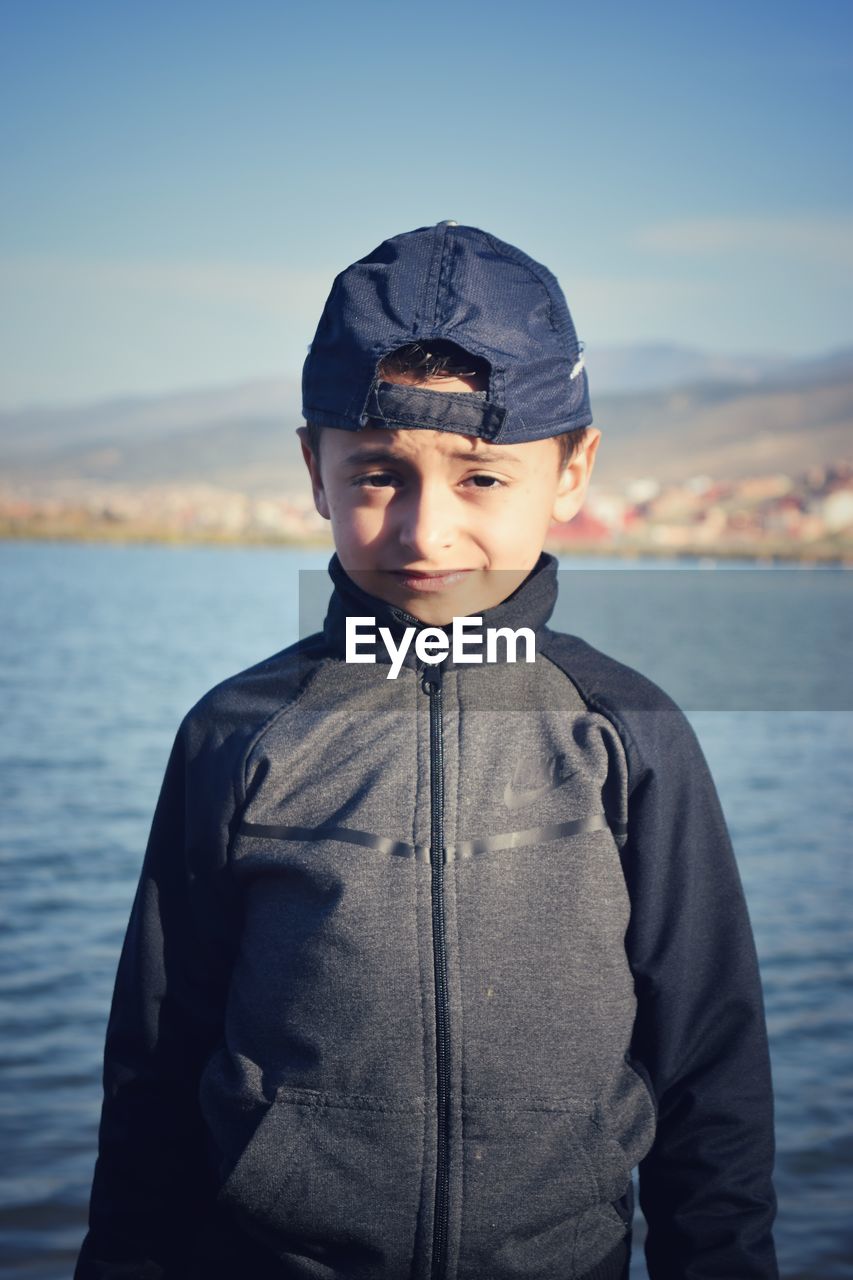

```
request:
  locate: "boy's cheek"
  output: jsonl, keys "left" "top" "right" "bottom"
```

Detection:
{"left": 328, "top": 511, "right": 382, "bottom": 566}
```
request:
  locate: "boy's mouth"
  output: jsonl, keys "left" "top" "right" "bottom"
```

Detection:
{"left": 385, "top": 569, "right": 475, "bottom": 593}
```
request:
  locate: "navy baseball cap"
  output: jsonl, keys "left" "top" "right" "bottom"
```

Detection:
{"left": 301, "top": 221, "right": 592, "bottom": 444}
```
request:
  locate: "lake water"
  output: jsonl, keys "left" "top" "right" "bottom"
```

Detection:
{"left": 1, "top": 542, "right": 851, "bottom": 1279}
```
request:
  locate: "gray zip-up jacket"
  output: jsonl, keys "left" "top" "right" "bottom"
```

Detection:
{"left": 75, "top": 553, "right": 778, "bottom": 1280}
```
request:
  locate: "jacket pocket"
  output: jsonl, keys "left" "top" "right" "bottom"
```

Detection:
{"left": 458, "top": 1099, "right": 632, "bottom": 1280}
{"left": 217, "top": 1086, "right": 425, "bottom": 1279}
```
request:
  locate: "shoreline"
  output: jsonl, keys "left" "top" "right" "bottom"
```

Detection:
{"left": 1, "top": 522, "right": 850, "bottom": 565}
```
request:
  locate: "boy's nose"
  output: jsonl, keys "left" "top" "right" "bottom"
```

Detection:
{"left": 396, "top": 483, "right": 457, "bottom": 558}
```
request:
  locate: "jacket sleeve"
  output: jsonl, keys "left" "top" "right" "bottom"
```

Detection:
{"left": 75, "top": 709, "right": 241, "bottom": 1280}
{"left": 621, "top": 705, "right": 779, "bottom": 1280}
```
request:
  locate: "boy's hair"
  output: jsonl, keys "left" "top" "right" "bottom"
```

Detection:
{"left": 304, "top": 340, "right": 587, "bottom": 468}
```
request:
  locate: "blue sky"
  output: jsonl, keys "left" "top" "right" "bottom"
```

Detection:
{"left": 1, "top": 0, "right": 851, "bottom": 406}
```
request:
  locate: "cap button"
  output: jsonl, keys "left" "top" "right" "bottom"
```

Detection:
{"left": 439, "top": 219, "right": 458, "bottom": 227}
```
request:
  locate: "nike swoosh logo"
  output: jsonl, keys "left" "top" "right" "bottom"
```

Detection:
{"left": 503, "top": 769, "right": 577, "bottom": 812}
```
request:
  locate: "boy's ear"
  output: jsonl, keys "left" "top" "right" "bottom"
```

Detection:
{"left": 551, "top": 428, "right": 602, "bottom": 524}
{"left": 297, "top": 426, "right": 331, "bottom": 521}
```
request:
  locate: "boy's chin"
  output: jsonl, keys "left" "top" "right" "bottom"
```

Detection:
{"left": 346, "top": 567, "right": 533, "bottom": 626}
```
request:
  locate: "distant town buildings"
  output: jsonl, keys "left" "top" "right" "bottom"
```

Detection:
{"left": 547, "top": 462, "right": 853, "bottom": 559}
{"left": 1, "top": 461, "right": 852, "bottom": 560}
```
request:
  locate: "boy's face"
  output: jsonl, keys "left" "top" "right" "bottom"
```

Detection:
{"left": 299, "top": 381, "right": 600, "bottom": 625}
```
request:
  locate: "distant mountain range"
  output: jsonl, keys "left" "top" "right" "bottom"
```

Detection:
{"left": 2, "top": 344, "right": 851, "bottom": 495}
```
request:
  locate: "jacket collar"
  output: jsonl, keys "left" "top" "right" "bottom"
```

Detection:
{"left": 322, "top": 552, "right": 559, "bottom": 670}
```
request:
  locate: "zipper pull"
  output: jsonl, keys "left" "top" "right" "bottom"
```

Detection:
{"left": 420, "top": 662, "right": 443, "bottom": 696}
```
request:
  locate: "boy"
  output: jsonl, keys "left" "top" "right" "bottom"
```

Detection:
{"left": 76, "top": 222, "right": 778, "bottom": 1280}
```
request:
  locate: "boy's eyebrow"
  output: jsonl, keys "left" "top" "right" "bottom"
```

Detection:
{"left": 343, "top": 448, "right": 405, "bottom": 467}
{"left": 342, "top": 445, "right": 522, "bottom": 468}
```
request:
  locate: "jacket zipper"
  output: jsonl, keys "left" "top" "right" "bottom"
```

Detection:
{"left": 421, "top": 661, "right": 450, "bottom": 1280}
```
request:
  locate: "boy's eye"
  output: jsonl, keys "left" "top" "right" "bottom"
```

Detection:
{"left": 353, "top": 472, "right": 397, "bottom": 488}
{"left": 466, "top": 474, "right": 504, "bottom": 489}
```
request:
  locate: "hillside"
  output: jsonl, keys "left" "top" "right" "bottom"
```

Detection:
{"left": 1, "top": 347, "right": 851, "bottom": 497}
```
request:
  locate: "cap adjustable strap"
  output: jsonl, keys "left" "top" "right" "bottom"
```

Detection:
{"left": 362, "top": 380, "right": 508, "bottom": 440}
